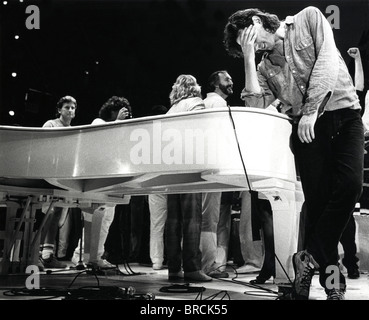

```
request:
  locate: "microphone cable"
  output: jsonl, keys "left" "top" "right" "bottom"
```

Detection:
{"left": 226, "top": 106, "right": 253, "bottom": 193}
{"left": 226, "top": 106, "right": 295, "bottom": 299}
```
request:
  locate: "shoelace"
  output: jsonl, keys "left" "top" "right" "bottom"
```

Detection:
{"left": 299, "top": 263, "right": 315, "bottom": 290}
{"left": 327, "top": 289, "right": 345, "bottom": 300}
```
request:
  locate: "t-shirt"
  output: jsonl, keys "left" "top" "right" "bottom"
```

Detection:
{"left": 42, "top": 118, "right": 70, "bottom": 128}
{"left": 203, "top": 92, "right": 228, "bottom": 109}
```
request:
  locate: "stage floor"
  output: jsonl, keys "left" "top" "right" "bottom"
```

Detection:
{"left": 0, "top": 262, "right": 368, "bottom": 301}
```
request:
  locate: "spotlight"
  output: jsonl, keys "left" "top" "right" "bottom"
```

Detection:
{"left": 3, "top": 1, "right": 8, "bottom": 5}
{"left": 11, "top": 72, "right": 17, "bottom": 77}
{"left": 9, "top": 110, "right": 15, "bottom": 116}
{"left": 15, "top": 35, "right": 20, "bottom": 40}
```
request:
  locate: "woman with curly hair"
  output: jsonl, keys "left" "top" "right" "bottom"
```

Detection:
{"left": 167, "top": 74, "right": 205, "bottom": 113}
{"left": 91, "top": 95, "right": 132, "bottom": 124}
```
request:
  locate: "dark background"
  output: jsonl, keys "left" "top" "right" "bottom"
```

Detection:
{"left": 1, "top": 0, "right": 368, "bottom": 126}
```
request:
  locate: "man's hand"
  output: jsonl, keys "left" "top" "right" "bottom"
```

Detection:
{"left": 116, "top": 107, "right": 130, "bottom": 120}
{"left": 298, "top": 111, "right": 318, "bottom": 143}
{"left": 347, "top": 47, "right": 361, "bottom": 60}
{"left": 237, "top": 25, "right": 257, "bottom": 60}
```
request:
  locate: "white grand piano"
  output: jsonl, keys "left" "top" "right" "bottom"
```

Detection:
{"left": 0, "top": 107, "right": 303, "bottom": 285}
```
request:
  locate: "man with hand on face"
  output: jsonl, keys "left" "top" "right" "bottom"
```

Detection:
{"left": 223, "top": 6, "right": 364, "bottom": 300}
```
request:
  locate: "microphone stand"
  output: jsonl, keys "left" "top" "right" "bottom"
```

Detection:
{"left": 76, "top": 210, "right": 86, "bottom": 270}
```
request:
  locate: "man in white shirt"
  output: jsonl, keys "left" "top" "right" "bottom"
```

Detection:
{"left": 203, "top": 70, "right": 233, "bottom": 109}
{"left": 201, "top": 71, "right": 234, "bottom": 278}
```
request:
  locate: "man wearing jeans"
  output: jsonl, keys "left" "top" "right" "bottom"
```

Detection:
{"left": 223, "top": 6, "right": 364, "bottom": 300}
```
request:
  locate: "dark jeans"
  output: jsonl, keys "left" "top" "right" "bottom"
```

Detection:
{"left": 292, "top": 108, "right": 364, "bottom": 290}
{"left": 104, "top": 204, "right": 131, "bottom": 264}
{"left": 130, "top": 195, "right": 150, "bottom": 264}
{"left": 254, "top": 198, "right": 275, "bottom": 279}
{"left": 340, "top": 215, "right": 359, "bottom": 269}
{"left": 103, "top": 196, "right": 151, "bottom": 264}
{"left": 166, "top": 193, "right": 202, "bottom": 273}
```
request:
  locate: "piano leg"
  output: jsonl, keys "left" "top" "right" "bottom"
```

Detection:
{"left": 254, "top": 179, "right": 304, "bottom": 286}
{"left": 24, "top": 204, "right": 42, "bottom": 270}
{"left": 0, "top": 199, "right": 41, "bottom": 274}
{"left": 0, "top": 202, "right": 20, "bottom": 274}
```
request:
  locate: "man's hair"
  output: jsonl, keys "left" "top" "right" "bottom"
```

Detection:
{"left": 150, "top": 104, "right": 168, "bottom": 115}
{"left": 99, "top": 96, "right": 132, "bottom": 121}
{"left": 207, "top": 70, "right": 229, "bottom": 92}
{"left": 169, "top": 74, "right": 202, "bottom": 106}
{"left": 223, "top": 8, "right": 281, "bottom": 58}
{"left": 56, "top": 95, "right": 77, "bottom": 117}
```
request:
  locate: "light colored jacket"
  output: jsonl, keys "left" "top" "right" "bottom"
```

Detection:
{"left": 167, "top": 96, "right": 205, "bottom": 114}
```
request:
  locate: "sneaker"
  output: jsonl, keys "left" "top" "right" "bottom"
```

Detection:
{"left": 90, "top": 259, "right": 115, "bottom": 270}
{"left": 184, "top": 270, "right": 212, "bottom": 282}
{"left": 41, "top": 254, "right": 67, "bottom": 269}
{"left": 207, "top": 269, "right": 229, "bottom": 279}
{"left": 153, "top": 264, "right": 163, "bottom": 270}
{"left": 342, "top": 257, "right": 360, "bottom": 279}
{"left": 249, "top": 274, "right": 273, "bottom": 285}
{"left": 236, "top": 264, "right": 260, "bottom": 274}
{"left": 326, "top": 288, "right": 345, "bottom": 300}
{"left": 347, "top": 267, "right": 360, "bottom": 279}
{"left": 292, "top": 250, "right": 319, "bottom": 300}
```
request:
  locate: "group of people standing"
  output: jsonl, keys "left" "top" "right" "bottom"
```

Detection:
{"left": 35, "top": 70, "right": 272, "bottom": 285}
